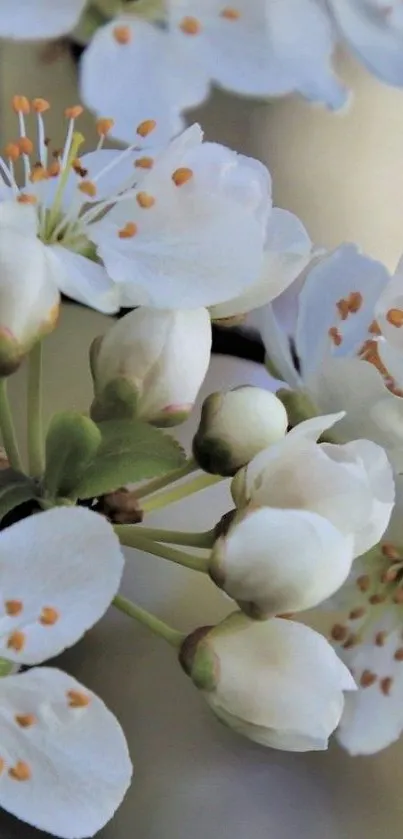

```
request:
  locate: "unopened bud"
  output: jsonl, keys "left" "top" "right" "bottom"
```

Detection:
{"left": 276, "top": 388, "right": 317, "bottom": 428}
{"left": 179, "top": 626, "right": 219, "bottom": 692}
{"left": 193, "top": 386, "right": 288, "bottom": 476}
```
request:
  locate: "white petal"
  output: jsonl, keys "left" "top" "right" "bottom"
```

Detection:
{"left": 91, "top": 128, "right": 267, "bottom": 309}
{"left": 378, "top": 338, "right": 403, "bottom": 389}
{"left": 0, "top": 507, "right": 124, "bottom": 665}
{"left": 296, "top": 244, "right": 391, "bottom": 380}
{"left": 0, "top": 0, "right": 86, "bottom": 38}
{"left": 0, "top": 667, "right": 131, "bottom": 837}
{"left": 337, "top": 621, "right": 403, "bottom": 754}
{"left": 170, "top": 0, "right": 347, "bottom": 108}
{"left": 209, "top": 208, "right": 312, "bottom": 319}
{"left": 375, "top": 267, "right": 403, "bottom": 350}
{"left": 207, "top": 615, "right": 355, "bottom": 751}
{"left": 253, "top": 302, "right": 302, "bottom": 387}
{"left": 80, "top": 16, "right": 210, "bottom": 146}
{"left": 329, "top": 0, "right": 403, "bottom": 87}
{"left": 49, "top": 246, "right": 120, "bottom": 315}
{"left": 333, "top": 438, "right": 395, "bottom": 554}
{"left": 217, "top": 507, "right": 355, "bottom": 616}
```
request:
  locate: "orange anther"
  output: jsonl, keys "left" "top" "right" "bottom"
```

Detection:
{"left": 328, "top": 326, "right": 342, "bottom": 346}
{"left": 9, "top": 761, "right": 31, "bottom": 781}
{"left": 96, "top": 118, "right": 115, "bottom": 136}
{"left": 48, "top": 161, "right": 61, "bottom": 177}
{"left": 5, "top": 600, "right": 23, "bottom": 616}
{"left": 349, "top": 607, "right": 366, "bottom": 620}
{"left": 64, "top": 105, "right": 84, "bottom": 120}
{"left": 394, "top": 648, "right": 403, "bottom": 661}
{"left": 136, "top": 119, "right": 156, "bottom": 138}
{"left": 32, "top": 98, "right": 50, "bottom": 113}
{"left": 78, "top": 180, "right": 97, "bottom": 198}
{"left": 330, "top": 624, "right": 348, "bottom": 642}
{"left": 386, "top": 308, "right": 403, "bottom": 328}
{"left": 12, "top": 95, "right": 30, "bottom": 114}
{"left": 7, "top": 630, "right": 25, "bottom": 651}
{"left": 15, "top": 714, "right": 36, "bottom": 728}
{"left": 380, "top": 676, "right": 393, "bottom": 696}
{"left": 179, "top": 16, "right": 201, "bottom": 34}
{"left": 40, "top": 607, "right": 59, "bottom": 626}
{"left": 135, "top": 156, "right": 154, "bottom": 170}
{"left": 357, "top": 574, "right": 370, "bottom": 592}
{"left": 30, "top": 165, "right": 49, "bottom": 183}
{"left": 360, "top": 670, "right": 377, "bottom": 688}
{"left": 18, "top": 137, "right": 33, "bottom": 155}
{"left": 4, "top": 143, "right": 20, "bottom": 161}
{"left": 220, "top": 7, "right": 241, "bottom": 19}
{"left": 118, "top": 222, "right": 138, "bottom": 239}
{"left": 172, "top": 167, "right": 193, "bottom": 187}
{"left": 67, "top": 690, "right": 91, "bottom": 708}
{"left": 16, "top": 194, "right": 37, "bottom": 205}
{"left": 136, "top": 191, "right": 155, "bottom": 209}
{"left": 113, "top": 25, "right": 132, "bottom": 44}
{"left": 381, "top": 542, "right": 400, "bottom": 560}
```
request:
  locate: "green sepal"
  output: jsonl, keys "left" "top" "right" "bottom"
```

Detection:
{"left": 43, "top": 412, "right": 102, "bottom": 498}
{"left": 0, "top": 658, "right": 14, "bottom": 677}
{"left": 0, "top": 469, "right": 38, "bottom": 522}
{"left": 90, "top": 378, "right": 140, "bottom": 423}
{"left": 74, "top": 418, "right": 186, "bottom": 499}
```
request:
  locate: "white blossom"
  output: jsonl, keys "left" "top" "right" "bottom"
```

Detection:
{"left": 0, "top": 506, "right": 131, "bottom": 837}
{"left": 180, "top": 612, "right": 356, "bottom": 751}
{"left": 91, "top": 306, "right": 212, "bottom": 426}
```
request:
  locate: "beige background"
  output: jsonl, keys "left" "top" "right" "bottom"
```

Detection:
{"left": 1, "top": 39, "right": 403, "bottom": 839}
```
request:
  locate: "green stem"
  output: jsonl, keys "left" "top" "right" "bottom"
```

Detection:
{"left": 141, "top": 473, "right": 224, "bottom": 513}
{"left": 118, "top": 532, "right": 209, "bottom": 573}
{"left": 113, "top": 594, "right": 184, "bottom": 648}
{"left": 0, "top": 380, "right": 23, "bottom": 471}
{"left": 136, "top": 458, "right": 198, "bottom": 499}
{"left": 27, "top": 342, "right": 44, "bottom": 478}
{"left": 116, "top": 524, "right": 215, "bottom": 549}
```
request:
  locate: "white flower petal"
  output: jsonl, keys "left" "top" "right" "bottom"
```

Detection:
{"left": 0, "top": 667, "right": 131, "bottom": 837}
{"left": 80, "top": 16, "right": 210, "bottom": 146}
{"left": 333, "top": 438, "right": 395, "bottom": 555}
{"left": 253, "top": 301, "right": 302, "bottom": 387}
{"left": 337, "top": 621, "right": 403, "bottom": 755}
{"left": 209, "top": 208, "right": 312, "bottom": 319}
{"left": 49, "top": 246, "right": 120, "bottom": 315}
{"left": 206, "top": 615, "right": 355, "bottom": 751}
{"left": 0, "top": 507, "right": 124, "bottom": 665}
{"left": 0, "top": 0, "right": 86, "bottom": 39}
{"left": 170, "top": 0, "right": 347, "bottom": 108}
{"left": 91, "top": 127, "right": 267, "bottom": 309}
{"left": 329, "top": 0, "right": 403, "bottom": 87}
{"left": 216, "top": 507, "right": 355, "bottom": 616}
{"left": 296, "top": 244, "right": 391, "bottom": 380}
{"left": 375, "top": 267, "right": 403, "bottom": 350}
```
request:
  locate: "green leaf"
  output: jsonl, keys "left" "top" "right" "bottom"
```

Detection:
{"left": 43, "top": 412, "right": 102, "bottom": 498}
{"left": 74, "top": 419, "right": 186, "bottom": 499}
{"left": 0, "top": 470, "right": 38, "bottom": 521}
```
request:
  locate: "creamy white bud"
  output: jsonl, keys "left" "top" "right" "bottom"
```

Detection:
{"left": 193, "top": 386, "right": 288, "bottom": 475}
{"left": 90, "top": 307, "right": 212, "bottom": 426}
{"left": 180, "top": 613, "right": 356, "bottom": 752}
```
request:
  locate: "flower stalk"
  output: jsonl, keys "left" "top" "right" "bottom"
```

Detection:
{"left": 0, "top": 378, "right": 22, "bottom": 471}
{"left": 136, "top": 458, "right": 198, "bottom": 499}
{"left": 117, "top": 530, "right": 209, "bottom": 573}
{"left": 113, "top": 594, "right": 184, "bottom": 648}
{"left": 116, "top": 524, "right": 215, "bottom": 549}
{"left": 27, "top": 341, "right": 44, "bottom": 478}
{"left": 141, "top": 473, "right": 224, "bottom": 513}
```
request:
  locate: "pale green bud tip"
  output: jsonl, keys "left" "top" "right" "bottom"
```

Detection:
{"left": 150, "top": 403, "right": 193, "bottom": 428}
{"left": 179, "top": 626, "right": 220, "bottom": 692}
{"left": 276, "top": 388, "right": 318, "bottom": 427}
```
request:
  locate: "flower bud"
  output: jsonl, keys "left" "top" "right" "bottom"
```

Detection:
{"left": 0, "top": 208, "right": 60, "bottom": 376}
{"left": 192, "top": 386, "right": 288, "bottom": 476}
{"left": 90, "top": 307, "right": 212, "bottom": 426}
{"left": 179, "top": 612, "right": 356, "bottom": 751}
